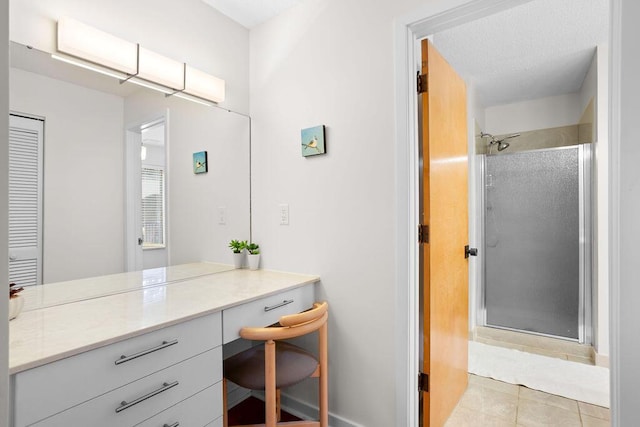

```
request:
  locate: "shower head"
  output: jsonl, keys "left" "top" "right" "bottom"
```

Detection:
{"left": 497, "top": 141, "right": 510, "bottom": 151}
{"left": 480, "top": 131, "right": 520, "bottom": 152}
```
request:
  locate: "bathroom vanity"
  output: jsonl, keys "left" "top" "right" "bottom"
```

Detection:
{"left": 8, "top": 264, "right": 319, "bottom": 427}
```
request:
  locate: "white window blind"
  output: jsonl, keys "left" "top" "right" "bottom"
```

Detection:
{"left": 9, "top": 115, "right": 43, "bottom": 286}
{"left": 141, "top": 167, "right": 165, "bottom": 248}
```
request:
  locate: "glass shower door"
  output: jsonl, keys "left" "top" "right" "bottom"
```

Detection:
{"left": 484, "top": 146, "right": 584, "bottom": 340}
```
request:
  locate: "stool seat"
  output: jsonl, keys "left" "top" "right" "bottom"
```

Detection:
{"left": 225, "top": 341, "right": 318, "bottom": 390}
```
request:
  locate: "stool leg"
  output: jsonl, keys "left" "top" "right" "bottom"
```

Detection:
{"left": 319, "top": 323, "right": 328, "bottom": 427}
{"left": 223, "top": 378, "right": 229, "bottom": 427}
{"left": 276, "top": 389, "right": 281, "bottom": 421}
{"left": 265, "top": 340, "right": 277, "bottom": 427}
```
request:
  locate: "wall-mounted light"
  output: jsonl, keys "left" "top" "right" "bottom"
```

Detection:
{"left": 53, "top": 17, "right": 226, "bottom": 105}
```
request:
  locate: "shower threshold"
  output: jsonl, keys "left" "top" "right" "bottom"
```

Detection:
{"left": 473, "top": 326, "right": 594, "bottom": 365}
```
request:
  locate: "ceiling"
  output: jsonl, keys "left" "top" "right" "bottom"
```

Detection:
{"left": 201, "top": 0, "right": 306, "bottom": 29}
{"left": 202, "top": 0, "right": 608, "bottom": 108}
{"left": 432, "top": 0, "right": 609, "bottom": 107}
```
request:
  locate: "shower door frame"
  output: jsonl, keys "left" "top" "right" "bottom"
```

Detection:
{"left": 478, "top": 144, "right": 593, "bottom": 344}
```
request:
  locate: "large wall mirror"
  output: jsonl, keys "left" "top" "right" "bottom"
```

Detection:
{"left": 9, "top": 41, "right": 251, "bottom": 308}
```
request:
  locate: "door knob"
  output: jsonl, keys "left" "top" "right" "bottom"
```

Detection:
{"left": 464, "top": 245, "right": 478, "bottom": 259}
{"left": 138, "top": 237, "right": 144, "bottom": 245}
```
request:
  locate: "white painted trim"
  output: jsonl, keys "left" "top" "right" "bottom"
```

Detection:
{"left": 254, "top": 391, "right": 363, "bottom": 427}
{"left": 608, "top": 0, "right": 621, "bottom": 424}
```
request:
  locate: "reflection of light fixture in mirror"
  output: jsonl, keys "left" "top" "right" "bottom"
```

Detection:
{"left": 53, "top": 17, "right": 226, "bottom": 105}
{"left": 50, "top": 54, "right": 128, "bottom": 80}
{"left": 140, "top": 143, "right": 147, "bottom": 161}
{"left": 56, "top": 17, "right": 137, "bottom": 74}
{"left": 184, "top": 66, "right": 225, "bottom": 103}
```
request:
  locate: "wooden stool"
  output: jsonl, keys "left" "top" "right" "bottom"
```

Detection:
{"left": 223, "top": 302, "right": 328, "bottom": 427}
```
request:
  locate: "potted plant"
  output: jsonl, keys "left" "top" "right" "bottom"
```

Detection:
{"left": 246, "top": 242, "right": 260, "bottom": 270}
{"left": 9, "top": 282, "right": 24, "bottom": 320}
{"left": 229, "top": 239, "right": 247, "bottom": 268}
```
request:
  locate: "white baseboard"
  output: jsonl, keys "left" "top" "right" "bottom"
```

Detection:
{"left": 251, "top": 391, "right": 363, "bottom": 427}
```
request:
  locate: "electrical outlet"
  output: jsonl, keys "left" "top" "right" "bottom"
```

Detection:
{"left": 218, "top": 207, "right": 226, "bottom": 225}
{"left": 279, "top": 204, "right": 289, "bottom": 225}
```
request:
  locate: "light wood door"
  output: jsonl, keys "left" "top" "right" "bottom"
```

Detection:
{"left": 420, "top": 39, "right": 469, "bottom": 427}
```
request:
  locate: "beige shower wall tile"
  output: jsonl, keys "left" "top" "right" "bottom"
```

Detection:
{"left": 581, "top": 415, "right": 611, "bottom": 427}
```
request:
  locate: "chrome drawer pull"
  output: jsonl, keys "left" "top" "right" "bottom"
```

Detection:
{"left": 115, "top": 381, "right": 179, "bottom": 413}
{"left": 163, "top": 423, "right": 179, "bottom": 427}
{"left": 115, "top": 339, "right": 179, "bottom": 365}
{"left": 264, "top": 299, "right": 294, "bottom": 312}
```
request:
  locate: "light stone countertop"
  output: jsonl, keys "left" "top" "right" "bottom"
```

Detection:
{"left": 9, "top": 266, "right": 320, "bottom": 374}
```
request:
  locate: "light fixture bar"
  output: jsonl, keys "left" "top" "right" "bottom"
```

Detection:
{"left": 55, "top": 17, "right": 226, "bottom": 107}
{"left": 51, "top": 54, "right": 127, "bottom": 80}
{"left": 172, "top": 92, "right": 214, "bottom": 107}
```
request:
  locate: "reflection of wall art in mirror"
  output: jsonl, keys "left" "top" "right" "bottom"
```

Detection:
{"left": 193, "top": 151, "right": 208, "bottom": 174}
{"left": 301, "top": 125, "right": 326, "bottom": 157}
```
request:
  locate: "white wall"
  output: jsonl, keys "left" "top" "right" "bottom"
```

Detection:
{"left": 10, "top": 68, "right": 125, "bottom": 283}
{"left": 249, "top": 0, "right": 428, "bottom": 425}
{"left": 485, "top": 93, "right": 583, "bottom": 135}
{"left": 124, "top": 90, "right": 251, "bottom": 268}
{"left": 9, "top": 0, "right": 249, "bottom": 114}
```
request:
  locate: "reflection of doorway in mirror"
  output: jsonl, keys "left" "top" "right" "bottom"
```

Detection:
{"left": 140, "top": 120, "right": 167, "bottom": 270}
{"left": 125, "top": 117, "right": 168, "bottom": 272}
{"left": 8, "top": 114, "right": 44, "bottom": 287}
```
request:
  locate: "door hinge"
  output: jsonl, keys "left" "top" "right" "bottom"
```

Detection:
{"left": 418, "top": 372, "right": 429, "bottom": 392}
{"left": 418, "top": 224, "right": 429, "bottom": 244}
{"left": 417, "top": 72, "right": 428, "bottom": 94}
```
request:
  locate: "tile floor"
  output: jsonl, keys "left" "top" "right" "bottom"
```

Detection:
{"left": 445, "top": 375, "right": 610, "bottom": 427}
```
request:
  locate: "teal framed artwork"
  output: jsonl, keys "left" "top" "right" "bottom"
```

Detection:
{"left": 301, "top": 125, "right": 326, "bottom": 157}
{"left": 193, "top": 151, "right": 208, "bottom": 174}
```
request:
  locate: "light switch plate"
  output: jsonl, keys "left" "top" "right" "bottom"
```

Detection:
{"left": 218, "top": 207, "right": 226, "bottom": 225}
{"left": 279, "top": 204, "right": 289, "bottom": 225}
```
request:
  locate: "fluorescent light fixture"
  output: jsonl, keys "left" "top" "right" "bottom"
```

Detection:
{"left": 55, "top": 17, "right": 227, "bottom": 106}
{"left": 57, "top": 17, "right": 137, "bottom": 74}
{"left": 51, "top": 54, "right": 127, "bottom": 80}
{"left": 138, "top": 48, "right": 185, "bottom": 90}
{"left": 185, "top": 65, "right": 225, "bottom": 103}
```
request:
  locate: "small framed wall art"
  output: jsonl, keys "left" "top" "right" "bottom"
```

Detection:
{"left": 193, "top": 151, "right": 208, "bottom": 174}
{"left": 301, "top": 125, "right": 326, "bottom": 157}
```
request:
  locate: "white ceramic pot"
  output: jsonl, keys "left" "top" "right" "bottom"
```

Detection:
{"left": 9, "top": 295, "right": 24, "bottom": 320}
{"left": 248, "top": 253, "right": 260, "bottom": 270}
{"left": 232, "top": 251, "right": 246, "bottom": 269}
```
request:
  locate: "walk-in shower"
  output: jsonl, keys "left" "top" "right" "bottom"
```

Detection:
{"left": 480, "top": 144, "right": 591, "bottom": 343}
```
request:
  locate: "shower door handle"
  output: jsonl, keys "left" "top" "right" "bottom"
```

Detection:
{"left": 465, "top": 245, "right": 478, "bottom": 258}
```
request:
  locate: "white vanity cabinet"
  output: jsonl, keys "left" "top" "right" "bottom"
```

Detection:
{"left": 9, "top": 266, "right": 320, "bottom": 427}
{"left": 13, "top": 312, "right": 223, "bottom": 427}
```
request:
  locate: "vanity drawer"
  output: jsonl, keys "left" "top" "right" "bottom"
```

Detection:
{"left": 14, "top": 312, "right": 221, "bottom": 427}
{"left": 223, "top": 284, "right": 314, "bottom": 343}
{"left": 134, "top": 382, "right": 222, "bottom": 427}
{"left": 31, "top": 347, "right": 222, "bottom": 427}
